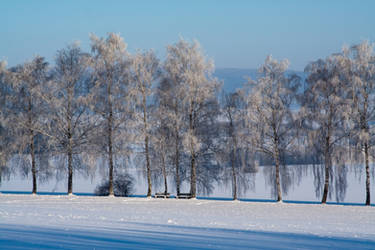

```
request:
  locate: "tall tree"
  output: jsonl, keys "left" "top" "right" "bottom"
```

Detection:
{"left": 167, "top": 39, "right": 220, "bottom": 198}
{"left": 7, "top": 56, "right": 49, "bottom": 194}
{"left": 42, "top": 43, "right": 94, "bottom": 195}
{"left": 129, "top": 50, "right": 159, "bottom": 197}
{"left": 161, "top": 49, "right": 188, "bottom": 196}
{"left": 245, "top": 55, "right": 299, "bottom": 202}
{"left": 347, "top": 41, "right": 375, "bottom": 205}
{"left": 90, "top": 33, "right": 131, "bottom": 196}
{"left": 301, "top": 53, "right": 350, "bottom": 204}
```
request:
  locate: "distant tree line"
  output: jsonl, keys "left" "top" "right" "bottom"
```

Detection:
{"left": 0, "top": 33, "right": 374, "bottom": 205}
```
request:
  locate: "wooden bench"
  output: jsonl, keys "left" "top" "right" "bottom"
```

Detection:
{"left": 154, "top": 192, "right": 171, "bottom": 198}
{"left": 177, "top": 193, "right": 193, "bottom": 199}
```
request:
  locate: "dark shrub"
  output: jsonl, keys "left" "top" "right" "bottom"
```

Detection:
{"left": 95, "top": 173, "right": 134, "bottom": 197}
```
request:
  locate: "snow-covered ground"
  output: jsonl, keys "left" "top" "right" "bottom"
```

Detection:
{"left": 0, "top": 194, "right": 374, "bottom": 249}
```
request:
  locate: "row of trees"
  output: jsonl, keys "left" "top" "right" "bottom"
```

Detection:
{"left": 0, "top": 34, "right": 374, "bottom": 205}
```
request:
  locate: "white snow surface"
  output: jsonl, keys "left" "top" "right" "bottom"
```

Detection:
{"left": 0, "top": 194, "right": 374, "bottom": 249}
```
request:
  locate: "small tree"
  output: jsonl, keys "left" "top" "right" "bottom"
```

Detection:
{"left": 245, "top": 55, "right": 299, "bottom": 202}
{"left": 219, "top": 92, "right": 244, "bottom": 200}
{"left": 151, "top": 101, "right": 172, "bottom": 195}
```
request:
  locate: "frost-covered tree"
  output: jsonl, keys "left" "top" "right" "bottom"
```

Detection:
{"left": 169, "top": 39, "right": 220, "bottom": 197}
{"left": 151, "top": 103, "right": 171, "bottom": 195}
{"left": 301, "top": 53, "right": 351, "bottom": 204}
{"left": 218, "top": 92, "right": 244, "bottom": 200}
{"left": 160, "top": 39, "right": 220, "bottom": 197}
{"left": 218, "top": 91, "right": 259, "bottom": 200}
{"left": 89, "top": 33, "right": 132, "bottom": 196}
{"left": 129, "top": 50, "right": 159, "bottom": 197}
{"left": 245, "top": 55, "right": 299, "bottom": 202}
{"left": 6, "top": 56, "right": 50, "bottom": 194}
{"left": 160, "top": 54, "right": 186, "bottom": 196}
{"left": 42, "top": 43, "right": 94, "bottom": 195}
{"left": 0, "top": 61, "right": 12, "bottom": 184}
{"left": 346, "top": 41, "right": 375, "bottom": 205}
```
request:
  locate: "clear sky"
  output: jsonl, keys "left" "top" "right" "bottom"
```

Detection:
{"left": 1, "top": 0, "right": 375, "bottom": 70}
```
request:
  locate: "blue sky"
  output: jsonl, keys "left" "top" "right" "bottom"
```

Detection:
{"left": 1, "top": 0, "right": 375, "bottom": 70}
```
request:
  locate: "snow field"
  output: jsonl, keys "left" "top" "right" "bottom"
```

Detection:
{"left": 0, "top": 194, "right": 374, "bottom": 249}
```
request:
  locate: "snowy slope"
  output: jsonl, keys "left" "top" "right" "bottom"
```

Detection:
{"left": 0, "top": 195, "right": 374, "bottom": 249}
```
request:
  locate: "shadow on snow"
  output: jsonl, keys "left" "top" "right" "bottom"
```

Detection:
{"left": 0, "top": 222, "right": 374, "bottom": 249}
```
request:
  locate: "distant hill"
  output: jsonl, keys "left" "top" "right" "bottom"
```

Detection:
{"left": 214, "top": 68, "right": 306, "bottom": 93}
{"left": 214, "top": 68, "right": 258, "bottom": 93}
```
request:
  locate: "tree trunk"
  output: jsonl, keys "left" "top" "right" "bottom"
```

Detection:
{"left": 364, "top": 142, "right": 371, "bottom": 206}
{"left": 143, "top": 94, "right": 152, "bottom": 198}
{"left": 28, "top": 99, "right": 37, "bottom": 195}
{"left": 189, "top": 107, "right": 197, "bottom": 198}
{"left": 321, "top": 136, "right": 331, "bottom": 204}
{"left": 161, "top": 152, "right": 168, "bottom": 195}
{"left": 174, "top": 104, "right": 180, "bottom": 196}
{"left": 175, "top": 130, "right": 180, "bottom": 196}
{"left": 67, "top": 148, "right": 73, "bottom": 195}
{"left": 30, "top": 133, "right": 37, "bottom": 195}
{"left": 108, "top": 121, "right": 114, "bottom": 196}
{"left": 190, "top": 152, "right": 197, "bottom": 198}
{"left": 361, "top": 99, "right": 370, "bottom": 205}
{"left": 107, "top": 81, "right": 114, "bottom": 197}
{"left": 175, "top": 137, "right": 180, "bottom": 196}
{"left": 274, "top": 145, "right": 282, "bottom": 202}
{"left": 108, "top": 111, "right": 114, "bottom": 196}
{"left": 230, "top": 149, "right": 237, "bottom": 201}
{"left": 145, "top": 134, "right": 151, "bottom": 197}
{"left": 229, "top": 116, "right": 237, "bottom": 201}
{"left": 67, "top": 92, "right": 73, "bottom": 195}
{"left": 272, "top": 125, "right": 282, "bottom": 202}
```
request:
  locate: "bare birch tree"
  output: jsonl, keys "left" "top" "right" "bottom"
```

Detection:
{"left": 161, "top": 49, "right": 188, "bottom": 196}
{"left": 151, "top": 102, "right": 171, "bottom": 195}
{"left": 218, "top": 92, "right": 244, "bottom": 200}
{"left": 347, "top": 41, "right": 375, "bottom": 205}
{"left": 89, "top": 33, "right": 131, "bottom": 196}
{"left": 7, "top": 56, "right": 49, "bottom": 194}
{"left": 169, "top": 39, "right": 220, "bottom": 198}
{"left": 245, "top": 55, "right": 299, "bottom": 202}
{"left": 0, "top": 61, "right": 12, "bottom": 184}
{"left": 301, "top": 53, "right": 350, "bottom": 204}
{"left": 129, "top": 50, "right": 159, "bottom": 197}
{"left": 41, "top": 43, "right": 94, "bottom": 195}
